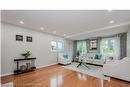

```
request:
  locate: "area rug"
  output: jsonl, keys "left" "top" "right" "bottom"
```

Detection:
{"left": 62, "top": 62, "right": 110, "bottom": 80}
{"left": 1, "top": 82, "right": 13, "bottom": 87}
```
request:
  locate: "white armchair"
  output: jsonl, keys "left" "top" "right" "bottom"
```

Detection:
{"left": 103, "top": 57, "right": 130, "bottom": 81}
{"left": 58, "top": 52, "right": 72, "bottom": 65}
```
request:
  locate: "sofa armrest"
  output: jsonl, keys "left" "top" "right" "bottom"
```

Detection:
{"left": 102, "top": 58, "right": 130, "bottom": 81}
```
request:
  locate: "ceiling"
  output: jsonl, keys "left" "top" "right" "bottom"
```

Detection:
{"left": 1, "top": 10, "right": 130, "bottom": 40}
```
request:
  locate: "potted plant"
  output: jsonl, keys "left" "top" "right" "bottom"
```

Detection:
{"left": 76, "top": 50, "right": 80, "bottom": 57}
{"left": 21, "top": 51, "right": 31, "bottom": 58}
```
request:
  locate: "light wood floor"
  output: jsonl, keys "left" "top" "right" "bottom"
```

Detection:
{"left": 1, "top": 64, "right": 130, "bottom": 87}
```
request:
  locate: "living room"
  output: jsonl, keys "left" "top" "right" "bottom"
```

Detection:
{"left": 0, "top": 10, "right": 130, "bottom": 87}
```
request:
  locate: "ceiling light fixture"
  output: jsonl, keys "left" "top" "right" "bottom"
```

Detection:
{"left": 19, "top": 21, "right": 24, "bottom": 24}
{"left": 64, "top": 34, "right": 66, "bottom": 36}
{"left": 40, "top": 27, "right": 44, "bottom": 30}
{"left": 109, "top": 20, "right": 114, "bottom": 24}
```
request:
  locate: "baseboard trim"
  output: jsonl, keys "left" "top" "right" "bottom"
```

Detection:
{"left": 104, "top": 75, "right": 130, "bottom": 83}
{"left": 0, "top": 73, "right": 14, "bottom": 77}
{"left": 0, "top": 63, "right": 58, "bottom": 77}
{"left": 37, "top": 63, "right": 58, "bottom": 69}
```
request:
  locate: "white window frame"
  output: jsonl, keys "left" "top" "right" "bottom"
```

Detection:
{"left": 51, "top": 41, "right": 57, "bottom": 52}
{"left": 57, "top": 41, "right": 64, "bottom": 51}
{"left": 51, "top": 41, "right": 64, "bottom": 52}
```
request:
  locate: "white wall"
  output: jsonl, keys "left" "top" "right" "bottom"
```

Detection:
{"left": 1, "top": 23, "right": 73, "bottom": 76}
{"left": 127, "top": 26, "right": 130, "bottom": 57}
{"left": 0, "top": 23, "right": 1, "bottom": 77}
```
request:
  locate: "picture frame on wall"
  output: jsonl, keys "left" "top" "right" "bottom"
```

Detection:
{"left": 89, "top": 39, "right": 98, "bottom": 50}
{"left": 26, "top": 36, "right": 32, "bottom": 42}
{"left": 16, "top": 35, "right": 23, "bottom": 41}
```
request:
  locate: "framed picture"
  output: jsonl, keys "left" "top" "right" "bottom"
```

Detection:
{"left": 89, "top": 39, "right": 98, "bottom": 50}
{"left": 26, "top": 36, "right": 32, "bottom": 42}
{"left": 16, "top": 35, "right": 23, "bottom": 41}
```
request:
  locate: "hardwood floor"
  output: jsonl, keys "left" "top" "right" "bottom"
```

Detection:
{"left": 1, "top": 64, "right": 130, "bottom": 87}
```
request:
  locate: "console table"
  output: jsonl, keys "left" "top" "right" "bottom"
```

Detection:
{"left": 14, "top": 58, "right": 36, "bottom": 75}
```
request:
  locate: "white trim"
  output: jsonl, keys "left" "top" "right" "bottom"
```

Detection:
{"left": 1, "top": 22, "right": 64, "bottom": 38}
{"left": 0, "top": 63, "right": 58, "bottom": 77}
{"left": 37, "top": 63, "right": 58, "bottom": 69}
{"left": 0, "top": 73, "right": 13, "bottom": 77}
{"left": 66, "top": 21, "right": 130, "bottom": 38}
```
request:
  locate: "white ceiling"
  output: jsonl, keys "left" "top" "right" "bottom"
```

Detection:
{"left": 1, "top": 10, "right": 130, "bottom": 40}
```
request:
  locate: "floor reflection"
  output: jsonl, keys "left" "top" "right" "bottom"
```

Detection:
{"left": 100, "top": 79, "right": 104, "bottom": 87}
{"left": 77, "top": 73, "right": 87, "bottom": 81}
{"left": 50, "top": 74, "right": 63, "bottom": 87}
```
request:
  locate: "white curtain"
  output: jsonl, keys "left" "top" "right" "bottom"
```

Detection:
{"left": 77, "top": 41, "right": 87, "bottom": 57}
{"left": 100, "top": 36, "right": 120, "bottom": 60}
{"left": 114, "top": 36, "right": 120, "bottom": 59}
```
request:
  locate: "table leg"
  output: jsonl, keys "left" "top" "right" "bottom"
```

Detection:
{"left": 77, "top": 62, "right": 82, "bottom": 67}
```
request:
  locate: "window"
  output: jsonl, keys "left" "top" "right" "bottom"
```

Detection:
{"left": 57, "top": 42, "right": 63, "bottom": 51}
{"left": 51, "top": 41, "right": 64, "bottom": 51}
{"left": 100, "top": 37, "right": 120, "bottom": 59}
{"left": 51, "top": 41, "right": 57, "bottom": 51}
{"left": 76, "top": 41, "right": 87, "bottom": 57}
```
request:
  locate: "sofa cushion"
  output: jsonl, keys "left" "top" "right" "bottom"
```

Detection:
{"left": 94, "top": 54, "right": 102, "bottom": 60}
{"left": 63, "top": 53, "right": 68, "bottom": 59}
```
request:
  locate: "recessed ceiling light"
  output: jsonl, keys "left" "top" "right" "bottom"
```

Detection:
{"left": 53, "top": 31, "right": 56, "bottom": 34}
{"left": 64, "top": 34, "right": 66, "bottom": 36}
{"left": 109, "top": 20, "right": 114, "bottom": 24}
{"left": 40, "top": 27, "right": 44, "bottom": 30}
{"left": 19, "top": 21, "right": 24, "bottom": 24}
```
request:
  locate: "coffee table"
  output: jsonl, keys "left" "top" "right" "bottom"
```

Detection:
{"left": 77, "top": 59, "right": 90, "bottom": 69}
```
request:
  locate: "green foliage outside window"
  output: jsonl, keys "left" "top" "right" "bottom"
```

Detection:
{"left": 76, "top": 41, "right": 87, "bottom": 57}
{"left": 100, "top": 39, "right": 115, "bottom": 57}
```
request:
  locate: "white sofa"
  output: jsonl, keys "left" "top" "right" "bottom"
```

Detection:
{"left": 79, "top": 53, "right": 105, "bottom": 66}
{"left": 58, "top": 52, "right": 72, "bottom": 65}
{"left": 102, "top": 57, "right": 130, "bottom": 81}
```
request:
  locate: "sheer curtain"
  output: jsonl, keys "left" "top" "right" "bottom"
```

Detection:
{"left": 114, "top": 36, "right": 120, "bottom": 59}
{"left": 77, "top": 41, "right": 87, "bottom": 57}
{"left": 100, "top": 36, "right": 120, "bottom": 60}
